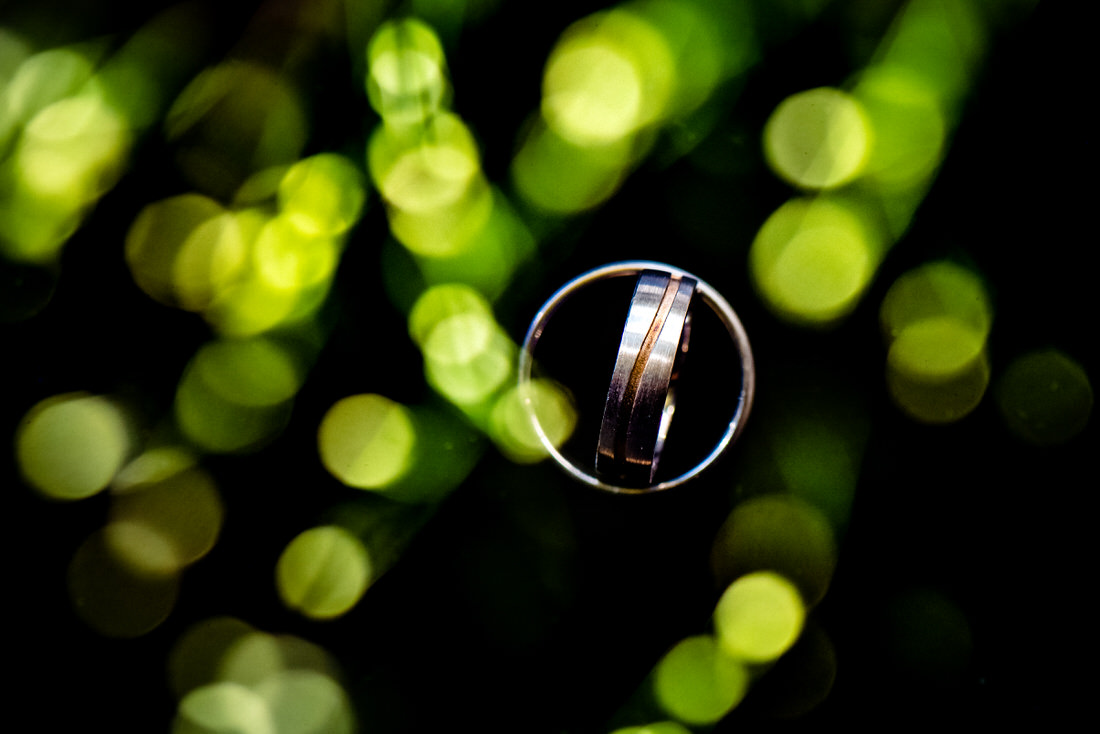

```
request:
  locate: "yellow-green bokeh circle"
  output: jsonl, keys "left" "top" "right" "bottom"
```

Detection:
{"left": 193, "top": 337, "right": 301, "bottom": 407}
{"left": 995, "top": 349, "right": 1093, "bottom": 445}
{"left": 887, "top": 317, "right": 986, "bottom": 380}
{"left": 174, "top": 681, "right": 274, "bottom": 734}
{"left": 715, "top": 571, "right": 805, "bottom": 663}
{"left": 16, "top": 393, "right": 130, "bottom": 500}
{"left": 854, "top": 64, "right": 946, "bottom": 189}
{"left": 542, "top": 10, "right": 673, "bottom": 146}
{"left": 490, "top": 380, "right": 577, "bottom": 463}
{"left": 366, "top": 17, "right": 448, "bottom": 125}
{"left": 278, "top": 153, "right": 365, "bottom": 237}
{"left": 256, "top": 670, "right": 355, "bottom": 734}
{"left": 276, "top": 525, "right": 371, "bottom": 620}
{"left": 318, "top": 394, "right": 416, "bottom": 489}
{"left": 610, "top": 724, "right": 692, "bottom": 734}
{"left": 880, "top": 260, "right": 991, "bottom": 343}
{"left": 654, "top": 635, "right": 748, "bottom": 725}
{"left": 750, "top": 197, "right": 876, "bottom": 325}
{"left": 887, "top": 346, "right": 990, "bottom": 424}
{"left": 764, "top": 87, "right": 871, "bottom": 190}
{"left": 711, "top": 494, "right": 837, "bottom": 608}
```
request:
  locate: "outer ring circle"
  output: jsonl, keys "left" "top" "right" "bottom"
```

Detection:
{"left": 518, "top": 261, "right": 756, "bottom": 494}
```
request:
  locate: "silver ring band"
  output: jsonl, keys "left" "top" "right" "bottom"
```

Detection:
{"left": 596, "top": 269, "right": 695, "bottom": 486}
{"left": 518, "top": 261, "right": 755, "bottom": 494}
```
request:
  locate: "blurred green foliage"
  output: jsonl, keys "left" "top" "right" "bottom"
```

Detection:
{"left": 3, "top": 0, "right": 1091, "bottom": 731}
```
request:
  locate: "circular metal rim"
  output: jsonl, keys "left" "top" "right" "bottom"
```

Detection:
{"left": 518, "top": 260, "right": 756, "bottom": 494}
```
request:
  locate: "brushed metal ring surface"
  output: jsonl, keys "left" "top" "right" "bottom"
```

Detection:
{"left": 596, "top": 270, "right": 695, "bottom": 486}
{"left": 518, "top": 261, "right": 755, "bottom": 494}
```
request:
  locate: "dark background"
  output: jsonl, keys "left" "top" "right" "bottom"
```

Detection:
{"left": 4, "top": 0, "right": 1092, "bottom": 731}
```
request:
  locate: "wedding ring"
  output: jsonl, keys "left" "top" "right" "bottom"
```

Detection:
{"left": 596, "top": 269, "right": 695, "bottom": 486}
{"left": 519, "top": 261, "right": 755, "bottom": 494}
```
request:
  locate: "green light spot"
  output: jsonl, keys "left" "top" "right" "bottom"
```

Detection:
{"left": 94, "top": 50, "right": 161, "bottom": 131}
{"left": 103, "top": 521, "right": 180, "bottom": 578}
{"left": 175, "top": 682, "right": 274, "bottom": 734}
{"left": 423, "top": 311, "right": 493, "bottom": 365}
{"left": 318, "top": 394, "right": 416, "bottom": 490}
{"left": 408, "top": 283, "right": 493, "bottom": 346}
{"left": 715, "top": 571, "right": 805, "bottom": 663}
{"left": 253, "top": 215, "right": 340, "bottom": 290}
{"left": 654, "top": 635, "right": 748, "bottom": 725}
{"left": 995, "top": 349, "right": 1093, "bottom": 445}
{"left": 711, "top": 494, "right": 836, "bottom": 607}
{"left": 888, "top": 317, "right": 986, "bottom": 379}
{"left": 18, "top": 87, "right": 130, "bottom": 199}
{"left": 1, "top": 81, "right": 130, "bottom": 263}
{"left": 544, "top": 42, "right": 642, "bottom": 145}
{"left": 194, "top": 338, "right": 301, "bottom": 407}
{"left": 366, "top": 18, "right": 448, "bottom": 126}
{"left": 380, "top": 404, "right": 483, "bottom": 503}
{"left": 22, "top": 83, "right": 117, "bottom": 144}
{"left": 256, "top": 670, "right": 355, "bottom": 734}
{"left": 389, "top": 176, "right": 495, "bottom": 259}
{"left": 113, "top": 446, "right": 196, "bottom": 488}
{"left": 16, "top": 393, "right": 131, "bottom": 500}
{"left": 0, "top": 171, "right": 82, "bottom": 263}
{"left": 610, "top": 723, "right": 692, "bottom": 734}
{"left": 423, "top": 311, "right": 514, "bottom": 407}
{"left": 750, "top": 197, "right": 877, "bottom": 325}
{"left": 205, "top": 269, "right": 302, "bottom": 337}
{"left": 177, "top": 630, "right": 347, "bottom": 732}
{"left": 542, "top": 10, "right": 673, "bottom": 146}
{"left": 68, "top": 528, "right": 179, "bottom": 638}
{"left": 490, "top": 379, "right": 577, "bottom": 463}
{"left": 367, "top": 112, "right": 481, "bottom": 218}
{"left": 165, "top": 61, "right": 307, "bottom": 199}
{"left": 511, "top": 120, "right": 630, "bottom": 214}
{"left": 772, "top": 226, "right": 868, "bottom": 314}
{"left": 887, "top": 345, "right": 990, "bottom": 424}
{"left": 110, "top": 462, "right": 224, "bottom": 574}
{"left": 2, "top": 47, "right": 96, "bottom": 130}
{"left": 126, "top": 193, "right": 227, "bottom": 307}
{"left": 167, "top": 616, "right": 256, "bottom": 700}
{"left": 173, "top": 211, "right": 247, "bottom": 312}
{"left": 218, "top": 631, "right": 289, "bottom": 689}
{"left": 879, "top": 0, "right": 985, "bottom": 113}
{"left": 771, "top": 406, "right": 864, "bottom": 532}
{"left": 409, "top": 187, "right": 535, "bottom": 300}
{"left": 175, "top": 338, "right": 297, "bottom": 453}
{"left": 631, "top": 0, "right": 742, "bottom": 120}
{"left": 276, "top": 526, "right": 371, "bottom": 620}
{"left": 880, "top": 260, "right": 991, "bottom": 342}
{"left": 0, "top": 29, "right": 29, "bottom": 77}
{"left": 278, "top": 153, "right": 366, "bottom": 237}
{"left": 764, "top": 87, "right": 870, "bottom": 190}
{"left": 881, "top": 261, "right": 993, "bottom": 424}
{"left": 854, "top": 65, "right": 946, "bottom": 190}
